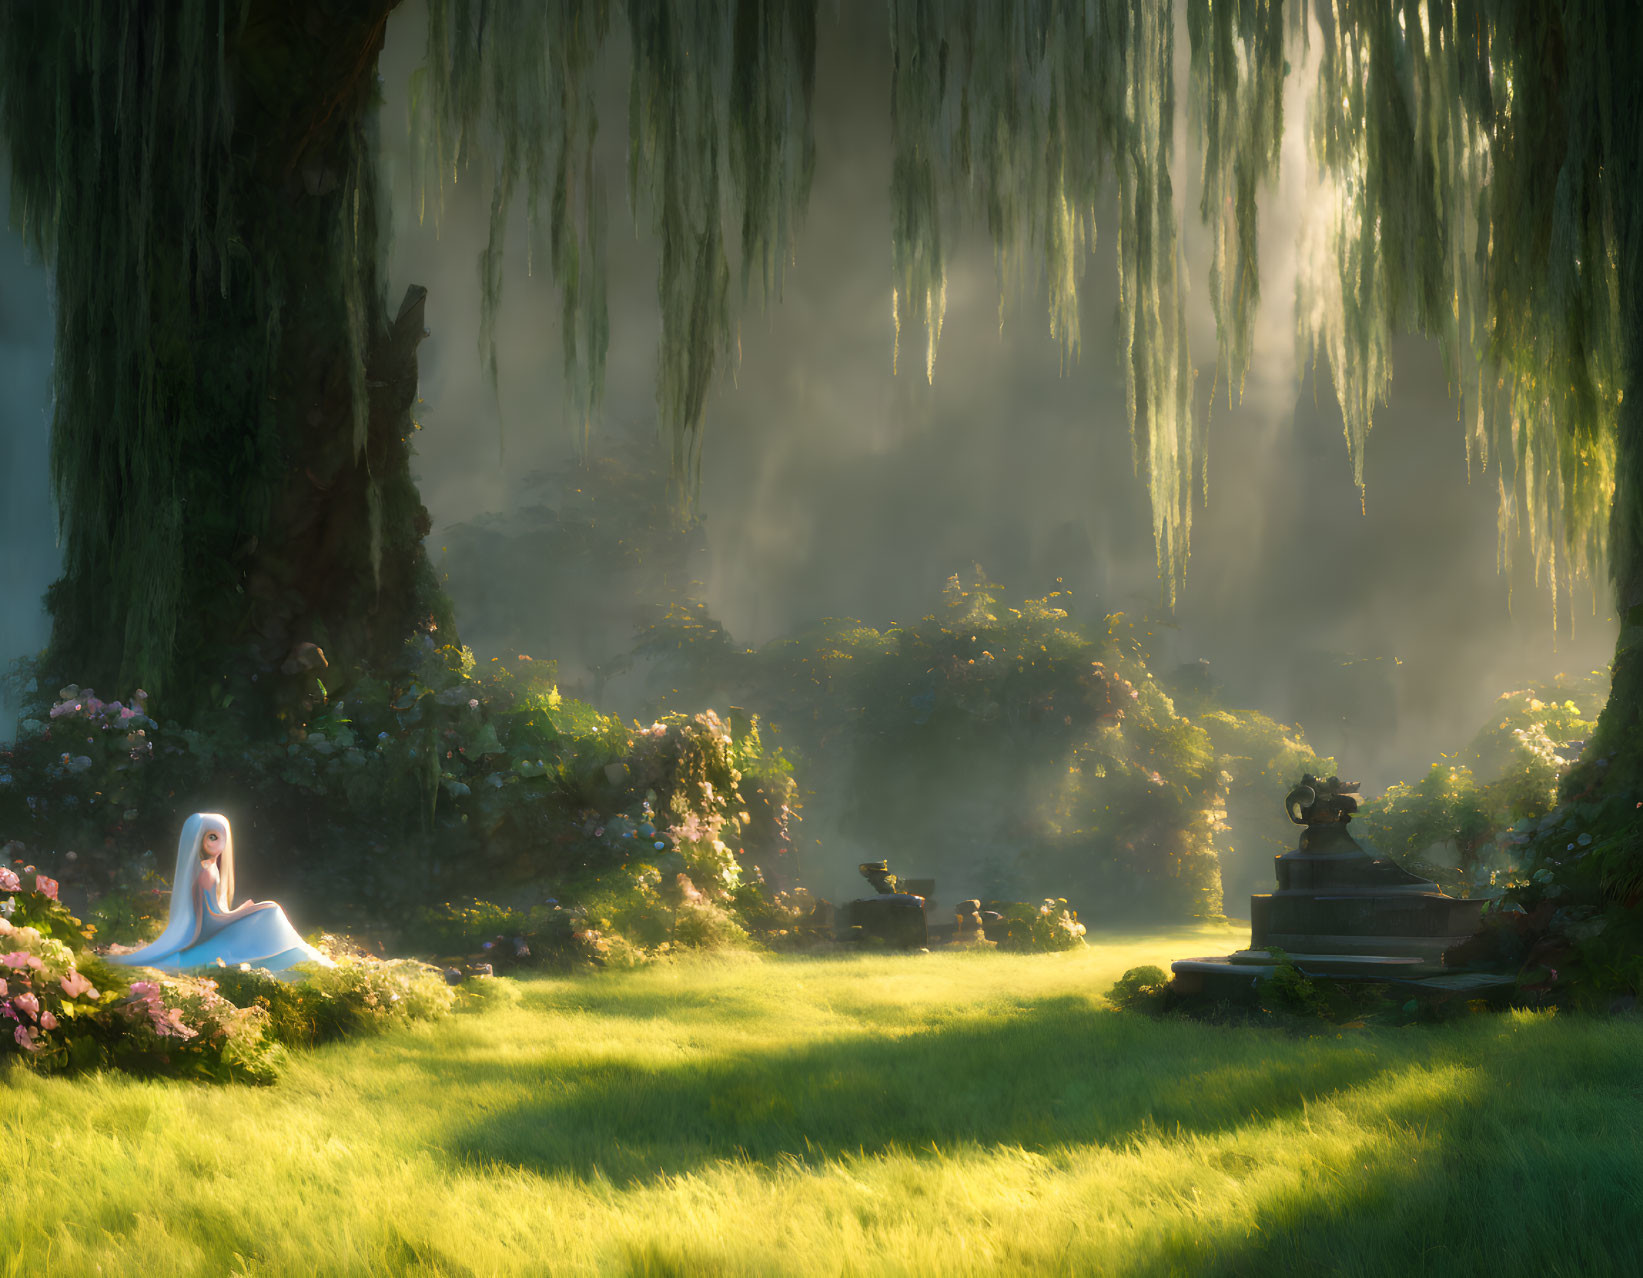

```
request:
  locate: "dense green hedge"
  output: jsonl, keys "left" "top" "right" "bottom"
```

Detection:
{"left": 0, "top": 643, "right": 796, "bottom": 928}
{"left": 635, "top": 571, "right": 1334, "bottom": 920}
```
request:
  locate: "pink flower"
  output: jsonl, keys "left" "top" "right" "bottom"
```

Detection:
{"left": 159, "top": 1009, "right": 197, "bottom": 1041}
{"left": 0, "top": 979, "right": 6, "bottom": 997}
{"left": 0, "top": 867, "right": 18, "bottom": 892}
{"left": 33, "top": 876, "right": 58, "bottom": 902}
{"left": 13, "top": 1024, "right": 38, "bottom": 1051}
{"left": 38, "top": 1011, "right": 57, "bottom": 1031}
{"left": 13, "top": 992, "right": 38, "bottom": 1018}
{"left": 59, "top": 970, "right": 97, "bottom": 1000}
{"left": 2, "top": 952, "right": 40, "bottom": 971}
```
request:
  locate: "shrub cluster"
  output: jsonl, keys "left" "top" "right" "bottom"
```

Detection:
{"left": 208, "top": 954, "right": 454, "bottom": 1049}
{"left": 1356, "top": 674, "right": 1607, "bottom": 897}
{"left": 1105, "top": 965, "right": 1170, "bottom": 1012}
{"left": 0, "top": 649, "right": 796, "bottom": 936}
{"left": 981, "top": 899, "right": 1088, "bottom": 951}
{"left": 635, "top": 570, "right": 1335, "bottom": 920}
{"left": 0, "top": 870, "right": 452, "bottom": 1083}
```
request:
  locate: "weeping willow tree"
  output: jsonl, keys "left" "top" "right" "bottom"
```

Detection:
{"left": 419, "top": 0, "right": 1641, "bottom": 797}
{"left": 5, "top": 0, "right": 1642, "bottom": 809}
{"left": 0, "top": 1, "right": 450, "bottom": 715}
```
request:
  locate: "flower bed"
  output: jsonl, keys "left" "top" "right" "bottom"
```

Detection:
{"left": 0, "top": 871, "right": 453, "bottom": 1083}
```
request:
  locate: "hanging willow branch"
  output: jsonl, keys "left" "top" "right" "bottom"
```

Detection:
{"left": 887, "top": 0, "right": 1199, "bottom": 601}
{"left": 414, "top": 0, "right": 1630, "bottom": 621}
{"left": 418, "top": 0, "right": 815, "bottom": 482}
{"left": 1, "top": 3, "right": 407, "bottom": 701}
{"left": 1298, "top": 0, "right": 1622, "bottom": 622}
{"left": 417, "top": 0, "right": 611, "bottom": 442}
{"left": 1186, "top": 0, "right": 1296, "bottom": 412}
{"left": 0, "top": 2, "right": 248, "bottom": 693}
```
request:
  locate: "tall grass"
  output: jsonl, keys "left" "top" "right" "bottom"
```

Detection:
{"left": 4, "top": 922, "right": 1640, "bottom": 1276}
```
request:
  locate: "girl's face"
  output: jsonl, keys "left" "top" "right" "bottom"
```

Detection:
{"left": 202, "top": 827, "right": 225, "bottom": 861}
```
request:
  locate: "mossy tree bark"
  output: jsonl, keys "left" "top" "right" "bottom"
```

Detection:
{"left": 1560, "top": 9, "right": 1643, "bottom": 810}
{"left": 1, "top": 1, "right": 448, "bottom": 726}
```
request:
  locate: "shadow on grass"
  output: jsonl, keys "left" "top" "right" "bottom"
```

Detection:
{"left": 432, "top": 994, "right": 1392, "bottom": 1183}
{"left": 1111, "top": 1012, "right": 1643, "bottom": 1278}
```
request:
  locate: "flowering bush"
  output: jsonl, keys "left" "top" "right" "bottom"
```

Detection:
{"left": 633, "top": 575, "right": 1334, "bottom": 921}
{"left": 982, "top": 899, "right": 1088, "bottom": 952}
{"left": 208, "top": 954, "right": 453, "bottom": 1048}
{"left": 626, "top": 711, "right": 749, "bottom": 899}
{"left": 0, "top": 685, "right": 159, "bottom": 861}
{"left": 0, "top": 870, "right": 450, "bottom": 1083}
{"left": 0, "top": 910, "right": 110, "bottom": 1069}
{"left": 110, "top": 975, "right": 281, "bottom": 1084}
{"left": 0, "top": 870, "right": 276, "bottom": 1081}
{"left": 1, "top": 649, "right": 797, "bottom": 936}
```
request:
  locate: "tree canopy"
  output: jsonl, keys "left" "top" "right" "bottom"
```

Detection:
{"left": 2, "top": 0, "right": 1638, "bottom": 724}
{"left": 421, "top": 0, "right": 1633, "bottom": 617}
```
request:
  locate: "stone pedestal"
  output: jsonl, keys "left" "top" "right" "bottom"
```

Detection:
{"left": 842, "top": 893, "right": 928, "bottom": 948}
{"left": 1172, "top": 783, "right": 1511, "bottom": 1000}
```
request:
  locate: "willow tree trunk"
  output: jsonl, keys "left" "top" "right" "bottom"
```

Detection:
{"left": 1566, "top": 15, "right": 1643, "bottom": 809}
{"left": 2, "top": 1, "right": 448, "bottom": 728}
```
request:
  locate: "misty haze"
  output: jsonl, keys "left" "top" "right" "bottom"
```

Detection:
{"left": 4, "top": 4, "right": 1642, "bottom": 1274}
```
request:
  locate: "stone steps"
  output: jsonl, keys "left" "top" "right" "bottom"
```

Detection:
{"left": 1169, "top": 805, "right": 1513, "bottom": 1004}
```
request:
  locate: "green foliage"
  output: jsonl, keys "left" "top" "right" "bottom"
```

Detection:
{"left": 726, "top": 881, "right": 819, "bottom": 949}
{"left": 208, "top": 956, "right": 454, "bottom": 1049}
{"left": 578, "top": 862, "right": 751, "bottom": 956}
{"left": 1, "top": 865, "right": 454, "bottom": 1082}
{"left": 884, "top": 3, "right": 1198, "bottom": 595}
{"left": 982, "top": 899, "right": 1088, "bottom": 953}
{"left": 1243, "top": 948, "right": 1410, "bottom": 1026}
{"left": 670, "top": 895, "right": 750, "bottom": 951}
{"left": 1358, "top": 673, "right": 1607, "bottom": 896}
{"left": 0, "top": 640, "right": 789, "bottom": 942}
{"left": 1484, "top": 786, "right": 1643, "bottom": 1005}
{"left": 1105, "top": 964, "right": 1171, "bottom": 1013}
{"left": 83, "top": 889, "right": 169, "bottom": 950}
{"left": 1300, "top": 4, "right": 1629, "bottom": 616}
{"left": 1361, "top": 765, "right": 1495, "bottom": 893}
{"left": 419, "top": 872, "right": 766, "bottom": 973}
{"left": 417, "top": 0, "right": 611, "bottom": 434}
{"left": 1256, "top": 949, "right": 1333, "bottom": 1020}
{"left": 639, "top": 571, "right": 1334, "bottom": 921}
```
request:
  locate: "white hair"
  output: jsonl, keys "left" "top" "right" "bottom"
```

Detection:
{"left": 111, "top": 812, "right": 233, "bottom": 966}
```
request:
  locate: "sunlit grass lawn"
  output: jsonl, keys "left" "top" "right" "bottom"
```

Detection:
{"left": 5, "top": 919, "right": 1642, "bottom": 1277}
